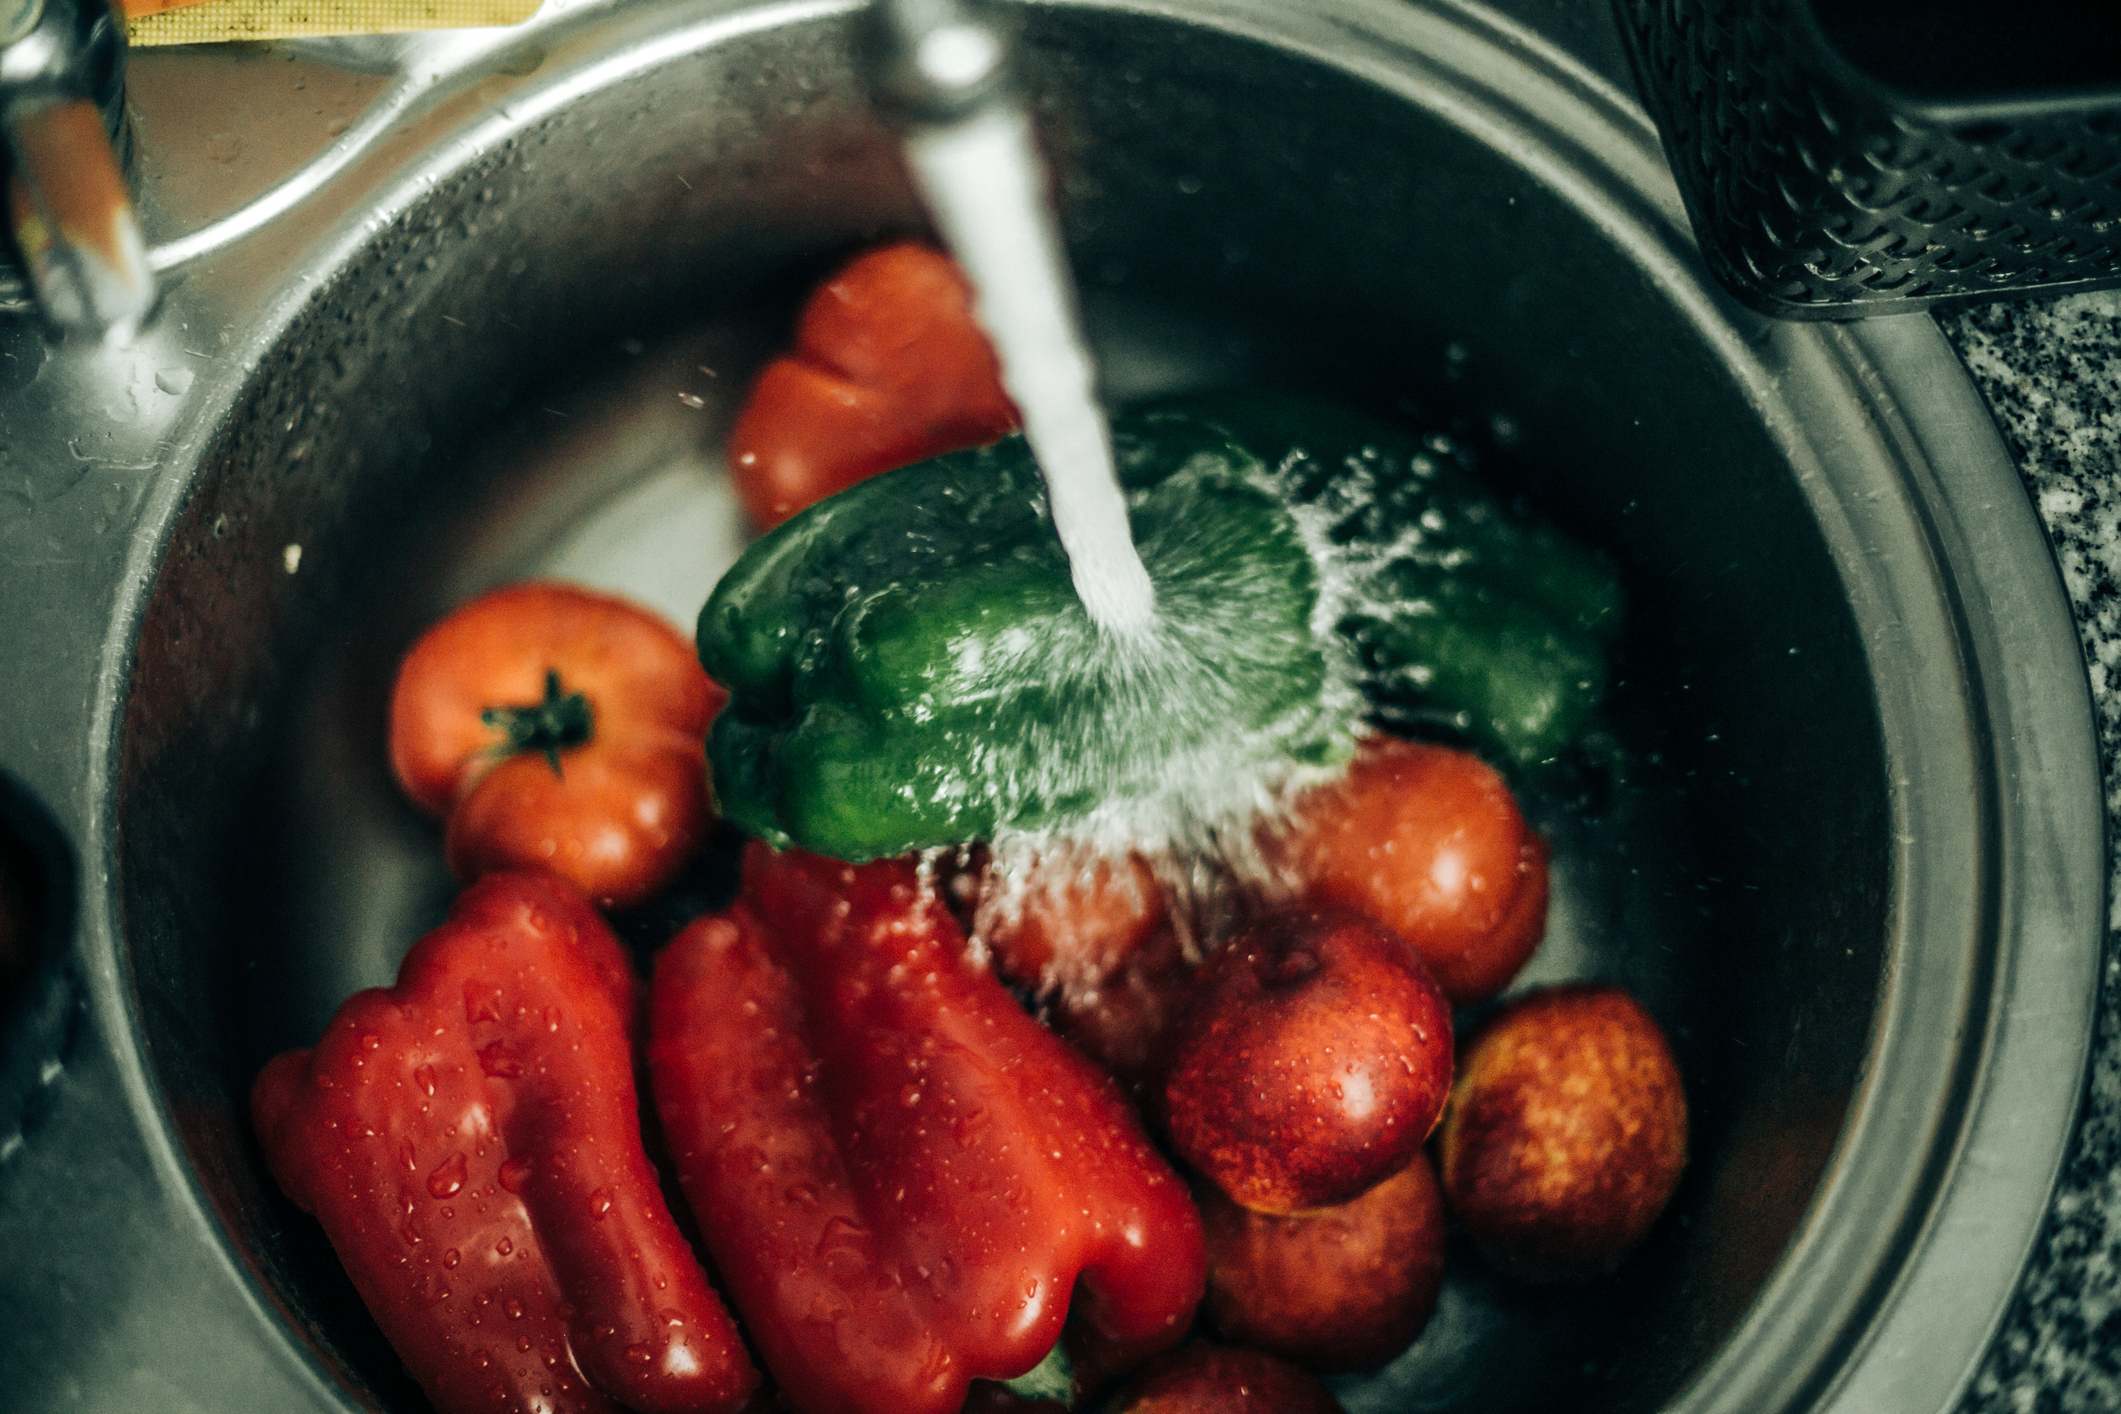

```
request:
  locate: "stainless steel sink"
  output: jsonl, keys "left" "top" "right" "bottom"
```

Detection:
{"left": 0, "top": 1, "right": 2102, "bottom": 1411}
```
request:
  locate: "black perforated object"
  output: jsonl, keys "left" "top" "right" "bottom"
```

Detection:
{"left": 1613, "top": 0, "right": 2121, "bottom": 318}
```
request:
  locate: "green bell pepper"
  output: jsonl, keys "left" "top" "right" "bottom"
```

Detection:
{"left": 1144, "top": 392, "right": 1622, "bottom": 769}
{"left": 699, "top": 423, "right": 1357, "bottom": 861}
{"left": 699, "top": 393, "right": 1620, "bottom": 862}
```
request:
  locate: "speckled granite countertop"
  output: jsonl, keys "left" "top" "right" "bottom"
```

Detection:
{"left": 1939, "top": 294, "right": 2121, "bottom": 1412}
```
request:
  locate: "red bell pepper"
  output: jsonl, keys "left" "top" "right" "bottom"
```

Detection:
{"left": 647, "top": 844, "right": 1206, "bottom": 1414}
{"left": 252, "top": 870, "right": 758, "bottom": 1414}
{"left": 727, "top": 242, "right": 1019, "bottom": 529}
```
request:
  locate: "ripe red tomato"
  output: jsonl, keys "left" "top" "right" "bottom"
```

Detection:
{"left": 963, "top": 847, "right": 1168, "bottom": 994}
{"left": 1262, "top": 735, "right": 1548, "bottom": 1004}
{"left": 952, "top": 848, "right": 1185, "bottom": 1094}
{"left": 390, "top": 582, "right": 725, "bottom": 908}
{"left": 728, "top": 242, "right": 1019, "bottom": 529}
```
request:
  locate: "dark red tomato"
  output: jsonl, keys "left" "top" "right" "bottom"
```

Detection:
{"left": 1199, "top": 1159, "right": 1448, "bottom": 1372}
{"left": 1262, "top": 735, "right": 1548, "bottom": 1005}
{"left": 950, "top": 848, "right": 1185, "bottom": 1098}
{"left": 389, "top": 582, "right": 725, "bottom": 908}
{"left": 963, "top": 847, "right": 1168, "bottom": 995}
{"left": 1114, "top": 1345, "right": 1344, "bottom": 1414}
{"left": 728, "top": 242, "right": 1019, "bottom": 529}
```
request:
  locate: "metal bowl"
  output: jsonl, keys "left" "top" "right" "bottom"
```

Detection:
{"left": 0, "top": 0, "right": 2102, "bottom": 1410}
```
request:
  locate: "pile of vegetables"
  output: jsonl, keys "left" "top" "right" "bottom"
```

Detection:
{"left": 250, "top": 244, "right": 1687, "bottom": 1414}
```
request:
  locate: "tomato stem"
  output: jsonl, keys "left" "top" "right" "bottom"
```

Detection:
{"left": 482, "top": 670, "right": 595, "bottom": 776}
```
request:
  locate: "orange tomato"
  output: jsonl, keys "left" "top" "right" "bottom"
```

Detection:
{"left": 728, "top": 242, "right": 1019, "bottom": 529}
{"left": 389, "top": 582, "right": 724, "bottom": 907}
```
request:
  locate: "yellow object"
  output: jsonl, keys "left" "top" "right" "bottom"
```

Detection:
{"left": 125, "top": 0, "right": 539, "bottom": 45}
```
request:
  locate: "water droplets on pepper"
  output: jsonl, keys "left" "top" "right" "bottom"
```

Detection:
{"left": 464, "top": 981, "right": 504, "bottom": 1024}
{"left": 427, "top": 1151, "right": 469, "bottom": 1199}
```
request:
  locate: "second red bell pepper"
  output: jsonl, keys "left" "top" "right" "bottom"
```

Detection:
{"left": 648, "top": 844, "right": 1206, "bottom": 1414}
{"left": 252, "top": 870, "right": 758, "bottom": 1414}
{"left": 726, "top": 242, "right": 1019, "bottom": 529}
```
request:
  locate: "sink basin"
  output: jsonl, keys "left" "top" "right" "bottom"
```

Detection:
{"left": 0, "top": 1, "right": 2101, "bottom": 1411}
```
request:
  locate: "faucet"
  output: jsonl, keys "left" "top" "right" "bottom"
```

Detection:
{"left": 0, "top": 0, "right": 152, "bottom": 340}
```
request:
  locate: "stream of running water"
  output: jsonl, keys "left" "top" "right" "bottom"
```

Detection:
{"left": 905, "top": 102, "right": 1159, "bottom": 637}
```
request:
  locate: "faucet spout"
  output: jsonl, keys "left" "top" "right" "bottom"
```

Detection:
{"left": 868, "top": 0, "right": 1158, "bottom": 636}
{"left": 1, "top": 0, "right": 153, "bottom": 341}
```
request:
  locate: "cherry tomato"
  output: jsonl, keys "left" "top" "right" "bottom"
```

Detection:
{"left": 1440, "top": 983, "right": 1688, "bottom": 1282}
{"left": 965, "top": 847, "right": 1168, "bottom": 995}
{"left": 1048, "top": 924, "right": 1196, "bottom": 1100}
{"left": 953, "top": 848, "right": 1183, "bottom": 1095}
{"left": 389, "top": 582, "right": 725, "bottom": 908}
{"left": 1198, "top": 1160, "right": 1448, "bottom": 1372}
{"left": 1113, "top": 1345, "right": 1344, "bottom": 1414}
{"left": 728, "top": 242, "right": 1019, "bottom": 529}
{"left": 1262, "top": 735, "right": 1548, "bottom": 1004}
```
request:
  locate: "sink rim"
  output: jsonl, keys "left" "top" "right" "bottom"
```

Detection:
{"left": 24, "top": 1, "right": 2101, "bottom": 1411}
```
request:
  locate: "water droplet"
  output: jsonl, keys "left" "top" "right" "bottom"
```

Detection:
{"left": 816, "top": 1215, "right": 870, "bottom": 1277}
{"left": 443, "top": 1248, "right": 461, "bottom": 1269}
{"left": 499, "top": 1156, "right": 535, "bottom": 1193}
{"left": 595, "top": 1323, "right": 619, "bottom": 1341}
{"left": 414, "top": 1065, "right": 437, "bottom": 1097}
{"left": 478, "top": 1042, "right": 521, "bottom": 1078}
{"left": 427, "top": 1152, "right": 468, "bottom": 1199}
{"left": 496, "top": 1238, "right": 515, "bottom": 1258}
{"left": 589, "top": 1187, "right": 615, "bottom": 1219}
{"left": 399, "top": 1140, "right": 418, "bottom": 1172}
{"left": 504, "top": 1297, "right": 525, "bottom": 1319}
{"left": 517, "top": 1335, "right": 534, "bottom": 1352}
{"left": 625, "top": 1343, "right": 654, "bottom": 1365}
{"left": 784, "top": 1183, "right": 820, "bottom": 1208}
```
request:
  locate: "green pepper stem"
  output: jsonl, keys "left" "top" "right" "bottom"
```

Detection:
{"left": 481, "top": 670, "right": 595, "bottom": 776}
